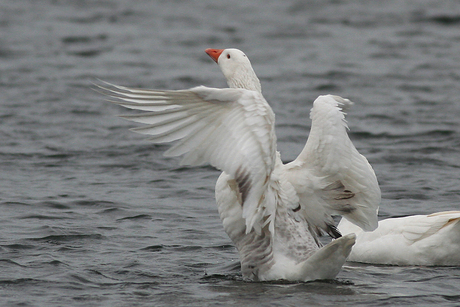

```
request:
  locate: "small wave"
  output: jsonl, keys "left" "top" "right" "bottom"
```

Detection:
{"left": 1, "top": 243, "right": 35, "bottom": 250}
{"left": 350, "top": 129, "right": 456, "bottom": 139}
{"left": 71, "top": 200, "right": 117, "bottom": 207}
{"left": 415, "top": 14, "right": 460, "bottom": 26}
{"left": 0, "top": 278, "right": 43, "bottom": 286}
{"left": 20, "top": 215, "right": 68, "bottom": 220}
{"left": 39, "top": 201, "right": 71, "bottom": 210}
{"left": 30, "top": 234, "right": 103, "bottom": 243}
{"left": 200, "top": 272, "right": 243, "bottom": 282}
{"left": 66, "top": 49, "right": 107, "bottom": 58}
{"left": 140, "top": 245, "right": 164, "bottom": 252}
{"left": 209, "top": 244, "right": 235, "bottom": 251}
{"left": 0, "top": 259, "right": 27, "bottom": 267}
{"left": 117, "top": 214, "right": 152, "bottom": 221}
{"left": 61, "top": 34, "right": 108, "bottom": 45}
{"left": 443, "top": 294, "right": 460, "bottom": 302}
{"left": 0, "top": 201, "right": 32, "bottom": 207}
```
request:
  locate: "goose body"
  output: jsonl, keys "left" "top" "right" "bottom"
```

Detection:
{"left": 99, "top": 48, "right": 380, "bottom": 281}
{"left": 338, "top": 211, "right": 460, "bottom": 266}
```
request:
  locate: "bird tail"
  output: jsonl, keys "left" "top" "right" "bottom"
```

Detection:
{"left": 295, "top": 233, "right": 356, "bottom": 281}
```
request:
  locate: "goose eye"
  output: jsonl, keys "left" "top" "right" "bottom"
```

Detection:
{"left": 227, "top": 54, "right": 231, "bottom": 59}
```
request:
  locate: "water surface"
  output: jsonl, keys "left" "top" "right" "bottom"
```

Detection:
{"left": 1, "top": 0, "right": 460, "bottom": 306}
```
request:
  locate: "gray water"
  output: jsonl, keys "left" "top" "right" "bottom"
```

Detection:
{"left": 1, "top": 0, "right": 460, "bottom": 306}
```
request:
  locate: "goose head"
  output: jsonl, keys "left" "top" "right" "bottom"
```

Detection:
{"left": 205, "top": 48, "right": 262, "bottom": 93}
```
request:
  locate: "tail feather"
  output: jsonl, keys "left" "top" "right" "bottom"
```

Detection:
{"left": 295, "top": 233, "right": 356, "bottom": 281}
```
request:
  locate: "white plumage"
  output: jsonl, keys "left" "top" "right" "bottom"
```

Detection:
{"left": 98, "top": 48, "right": 381, "bottom": 281}
{"left": 338, "top": 211, "right": 460, "bottom": 265}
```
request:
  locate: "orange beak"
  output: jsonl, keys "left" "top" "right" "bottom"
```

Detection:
{"left": 205, "top": 48, "right": 224, "bottom": 63}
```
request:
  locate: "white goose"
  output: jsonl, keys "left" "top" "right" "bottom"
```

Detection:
{"left": 98, "top": 48, "right": 381, "bottom": 281}
{"left": 338, "top": 211, "right": 460, "bottom": 266}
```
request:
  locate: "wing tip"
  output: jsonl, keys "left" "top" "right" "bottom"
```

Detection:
{"left": 314, "top": 94, "right": 354, "bottom": 113}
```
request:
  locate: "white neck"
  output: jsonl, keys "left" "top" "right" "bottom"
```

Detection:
{"left": 226, "top": 65, "right": 262, "bottom": 93}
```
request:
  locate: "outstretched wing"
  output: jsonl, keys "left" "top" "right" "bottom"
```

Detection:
{"left": 97, "top": 82, "right": 277, "bottom": 233}
{"left": 285, "top": 95, "right": 380, "bottom": 235}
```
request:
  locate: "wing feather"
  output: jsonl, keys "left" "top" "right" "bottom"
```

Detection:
{"left": 403, "top": 211, "right": 460, "bottom": 243}
{"left": 98, "top": 82, "right": 277, "bottom": 233}
{"left": 286, "top": 95, "right": 380, "bottom": 233}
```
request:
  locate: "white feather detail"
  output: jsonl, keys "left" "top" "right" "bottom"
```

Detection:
{"left": 98, "top": 82, "right": 277, "bottom": 234}
{"left": 286, "top": 95, "right": 380, "bottom": 233}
